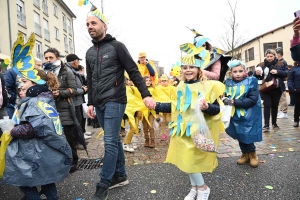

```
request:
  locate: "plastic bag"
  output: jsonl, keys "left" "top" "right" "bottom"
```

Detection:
{"left": 221, "top": 105, "right": 232, "bottom": 129}
{"left": 0, "top": 117, "right": 14, "bottom": 177}
{"left": 192, "top": 95, "right": 217, "bottom": 152}
{"left": 153, "top": 116, "right": 163, "bottom": 132}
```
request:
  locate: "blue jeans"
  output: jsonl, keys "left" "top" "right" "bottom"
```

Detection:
{"left": 95, "top": 102, "right": 126, "bottom": 187}
{"left": 239, "top": 141, "right": 256, "bottom": 154}
{"left": 19, "top": 183, "right": 58, "bottom": 200}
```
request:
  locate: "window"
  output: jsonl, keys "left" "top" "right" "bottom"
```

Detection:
{"left": 64, "top": 35, "right": 68, "bottom": 53}
{"left": 245, "top": 51, "right": 248, "bottom": 62}
{"left": 34, "top": 12, "right": 42, "bottom": 36}
{"left": 263, "top": 42, "right": 282, "bottom": 54}
{"left": 248, "top": 47, "right": 254, "bottom": 61}
{"left": 33, "top": 0, "right": 40, "bottom": 7}
{"left": 42, "top": 0, "right": 48, "bottom": 15}
{"left": 36, "top": 41, "right": 43, "bottom": 60}
{"left": 53, "top": 3, "right": 58, "bottom": 17}
{"left": 235, "top": 53, "right": 241, "bottom": 60}
{"left": 67, "top": 18, "right": 72, "bottom": 35}
{"left": 69, "top": 39, "right": 73, "bottom": 53}
{"left": 45, "top": 45, "right": 50, "bottom": 52}
{"left": 44, "top": 19, "right": 50, "bottom": 41}
{"left": 17, "top": 0, "right": 26, "bottom": 27}
{"left": 54, "top": 27, "right": 59, "bottom": 39}
{"left": 62, "top": 13, "right": 67, "bottom": 31}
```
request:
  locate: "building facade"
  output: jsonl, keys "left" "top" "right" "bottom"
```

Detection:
{"left": 228, "top": 22, "right": 294, "bottom": 71}
{"left": 0, "top": 0, "right": 76, "bottom": 70}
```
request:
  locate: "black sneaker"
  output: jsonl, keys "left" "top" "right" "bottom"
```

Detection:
{"left": 109, "top": 174, "right": 129, "bottom": 189}
{"left": 272, "top": 124, "right": 280, "bottom": 129}
{"left": 262, "top": 125, "right": 270, "bottom": 132}
{"left": 91, "top": 183, "right": 108, "bottom": 200}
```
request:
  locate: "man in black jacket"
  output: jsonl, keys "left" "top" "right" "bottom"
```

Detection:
{"left": 85, "top": 9, "right": 156, "bottom": 200}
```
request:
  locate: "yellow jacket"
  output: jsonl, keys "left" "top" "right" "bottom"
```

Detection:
{"left": 137, "top": 60, "right": 158, "bottom": 85}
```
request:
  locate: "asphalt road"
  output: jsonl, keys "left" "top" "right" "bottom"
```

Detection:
{"left": 1, "top": 152, "right": 300, "bottom": 200}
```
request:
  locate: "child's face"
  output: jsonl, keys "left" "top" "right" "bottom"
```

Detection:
{"left": 19, "top": 88, "right": 26, "bottom": 99}
{"left": 181, "top": 65, "right": 199, "bottom": 81}
{"left": 145, "top": 78, "right": 152, "bottom": 87}
{"left": 231, "top": 65, "right": 245, "bottom": 81}
{"left": 126, "top": 79, "right": 133, "bottom": 86}
{"left": 161, "top": 80, "right": 168, "bottom": 87}
{"left": 20, "top": 78, "right": 35, "bottom": 90}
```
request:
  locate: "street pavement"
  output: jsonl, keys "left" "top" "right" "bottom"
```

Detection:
{"left": 1, "top": 106, "right": 300, "bottom": 199}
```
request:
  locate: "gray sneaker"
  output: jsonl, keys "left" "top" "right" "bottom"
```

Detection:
{"left": 109, "top": 174, "right": 129, "bottom": 189}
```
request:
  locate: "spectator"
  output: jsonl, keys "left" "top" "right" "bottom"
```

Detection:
{"left": 137, "top": 52, "right": 158, "bottom": 85}
{"left": 254, "top": 49, "right": 288, "bottom": 131}
{"left": 3, "top": 68, "right": 17, "bottom": 118}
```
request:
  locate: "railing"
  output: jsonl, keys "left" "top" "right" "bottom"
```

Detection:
{"left": 63, "top": 22, "right": 67, "bottom": 32}
{"left": 17, "top": 11, "right": 26, "bottom": 27}
{"left": 44, "top": 29, "right": 50, "bottom": 41}
{"left": 36, "top": 52, "right": 43, "bottom": 60}
{"left": 42, "top": 3, "right": 48, "bottom": 15}
{"left": 68, "top": 26, "right": 72, "bottom": 36}
{"left": 64, "top": 44, "right": 69, "bottom": 53}
{"left": 33, "top": 0, "right": 40, "bottom": 7}
{"left": 35, "top": 23, "right": 42, "bottom": 36}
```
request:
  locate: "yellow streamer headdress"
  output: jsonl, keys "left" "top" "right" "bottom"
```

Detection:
{"left": 88, "top": 5, "right": 107, "bottom": 24}
{"left": 170, "top": 62, "right": 181, "bottom": 77}
{"left": 11, "top": 33, "right": 45, "bottom": 84}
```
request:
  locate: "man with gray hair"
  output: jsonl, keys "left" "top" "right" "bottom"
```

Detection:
{"left": 65, "top": 54, "right": 89, "bottom": 150}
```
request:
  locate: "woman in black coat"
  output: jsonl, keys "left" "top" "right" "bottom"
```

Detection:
{"left": 254, "top": 49, "right": 288, "bottom": 131}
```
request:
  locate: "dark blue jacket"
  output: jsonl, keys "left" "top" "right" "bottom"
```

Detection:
{"left": 291, "top": 43, "right": 300, "bottom": 61}
{"left": 3, "top": 68, "right": 17, "bottom": 105}
{"left": 288, "top": 65, "right": 300, "bottom": 93}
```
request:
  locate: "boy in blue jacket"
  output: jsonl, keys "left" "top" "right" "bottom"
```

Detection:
{"left": 224, "top": 60, "right": 262, "bottom": 168}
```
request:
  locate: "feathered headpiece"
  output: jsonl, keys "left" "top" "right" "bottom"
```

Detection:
{"left": 170, "top": 62, "right": 181, "bottom": 77}
{"left": 88, "top": 5, "right": 107, "bottom": 24}
{"left": 179, "top": 43, "right": 210, "bottom": 69}
{"left": 228, "top": 60, "right": 247, "bottom": 70}
{"left": 11, "top": 33, "right": 45, "bottom": 84}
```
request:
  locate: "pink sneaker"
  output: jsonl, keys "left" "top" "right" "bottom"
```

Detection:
{"left": 161, "top": 133, "right": 167, "bottom": 141}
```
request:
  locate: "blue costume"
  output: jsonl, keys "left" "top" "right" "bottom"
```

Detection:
{"left": 3, "top": 90, "right": 72, "bottom": 187}
{"left": 225, "top": 77, "right": 262, "bottom": 144}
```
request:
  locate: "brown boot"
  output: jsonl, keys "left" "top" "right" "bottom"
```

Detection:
{"left": 237, "top": 153, "right": 250, "bottom": 165}
{"left": 149, "top": 128, "right": 155, "bottom": 148}
{"left": 249, "top": 152, "right": 259, "bottom": 168}
{"left": 149, "top": 139, "right": 155, "bottom": 148}
{"left": 144, "top": 139, "right": 149, "bottom": 147}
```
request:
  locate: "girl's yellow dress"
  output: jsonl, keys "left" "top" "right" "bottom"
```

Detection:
{"left": 166, "top": 80, "right": 225, "bottom": 173}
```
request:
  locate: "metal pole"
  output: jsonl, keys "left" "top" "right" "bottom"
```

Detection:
{"left": 101, "top": 0, "right": 104, "bottom": 13}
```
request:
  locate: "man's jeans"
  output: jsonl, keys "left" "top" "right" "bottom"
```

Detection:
{"left": 95, "top": 102, "right": 126, "bottom": 187}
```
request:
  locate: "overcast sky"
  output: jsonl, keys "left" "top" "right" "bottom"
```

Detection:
{"left": 64, "top": 0, "right": 298, "bottom": 73}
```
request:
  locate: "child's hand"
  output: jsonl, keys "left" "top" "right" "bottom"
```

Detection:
{"left": 199, "top": 99, "right": 209, "bottom": 111}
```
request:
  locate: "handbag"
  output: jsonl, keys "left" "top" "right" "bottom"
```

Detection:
{"left": 259, "top": 78, "right": 277, "bottom": 93}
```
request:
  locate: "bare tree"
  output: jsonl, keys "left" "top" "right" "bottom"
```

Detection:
{"left": 220, "top": 0, "right": 248, "bottom": 60}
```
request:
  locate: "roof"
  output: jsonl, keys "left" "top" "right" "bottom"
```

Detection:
{"left": 58, "top": 0, "right": 76, "bottom": 19}
{"left": 235, "top": 21, "right": 293, "bottom": 50}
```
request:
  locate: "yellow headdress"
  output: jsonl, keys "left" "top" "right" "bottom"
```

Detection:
{"left": 11, "top": 33, "right": 45, "bottom": 84}
{"left": 88, "top": 5, "right": 107, "bottom": 24}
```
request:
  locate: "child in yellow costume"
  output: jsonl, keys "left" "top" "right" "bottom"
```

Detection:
{"left": 155, "top": 56, "right": 225, "bottom": 200}
{"left": 155, "top": 74, "right": 175, "bottom": 141}
{"left": 142, "top": 76, "right": 157, "bottom": 148}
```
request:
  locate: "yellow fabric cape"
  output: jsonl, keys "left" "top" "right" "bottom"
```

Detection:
{"left": 166, "top": 80, "right": 225, "bottom": 173}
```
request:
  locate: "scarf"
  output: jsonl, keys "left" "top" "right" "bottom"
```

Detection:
{"left": 43, "top": 60, "right": 62, "bottom": 76}
{"left": 26, "top": 84, "right": 50, "bottom": 97}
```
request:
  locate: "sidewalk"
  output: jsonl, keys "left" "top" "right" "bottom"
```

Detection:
{"left": 79, "top": 107, "right": 300, "bottom": 166}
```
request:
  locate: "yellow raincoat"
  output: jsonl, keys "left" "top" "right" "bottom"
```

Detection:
{"left": 166, "top": 80, "right": 225, "bottom": 173}
{"left": 137, "top": 61, "right": 158, "bottom": 85}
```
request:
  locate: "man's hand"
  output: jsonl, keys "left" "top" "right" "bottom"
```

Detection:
{"left": 82, "top": 86, "right": 88, "bottom": 92}
{"left": 87, "top": 105, "right": 96, "bottom": 119}
{"left": 143, "top": 96, "right": 156, "bottom": 110}
{"left": 293, "top": 17, "right": 300, "bottom": 36}
{"left": 199, "top": 99, "right": 209, "bottom": 111}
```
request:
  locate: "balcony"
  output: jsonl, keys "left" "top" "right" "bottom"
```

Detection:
{"left": 64, "top": 44, "right": 69, "bottom": 53}
{"left": 17, "top": 11, "right": 26, "bottom": 27}
{"left": 34, "top": 23, "right": 42, "bottom": 36}
{"left": 44, "top": 29, "right": 50, "bottom": 41}
{"left": 33, "top": 0, "right": 40, "bottom": 8}
{"left": 68, "top": 26, "right": 72, "bottom": 36}
{"left": 63, "top": 22, "right": 67, "bottom": 32}
{"left": 42, "top": 3, "right": 48, "bottom": 15}
{"left": 36, "top": 52, "right": 43, "bottom": 60}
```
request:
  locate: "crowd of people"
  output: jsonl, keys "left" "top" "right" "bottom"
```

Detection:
{"left": 0, "top": 5, "right": 299, "bottom": 200}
